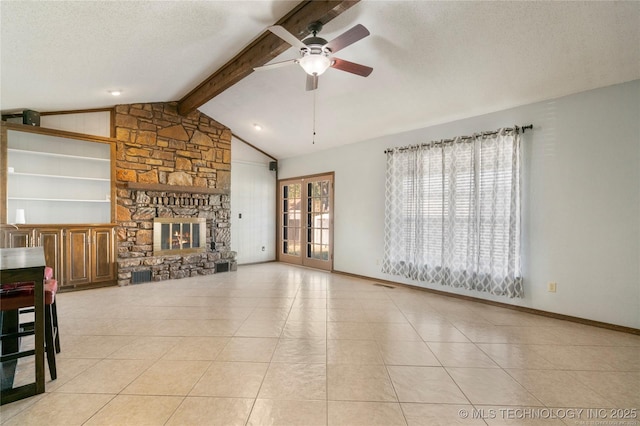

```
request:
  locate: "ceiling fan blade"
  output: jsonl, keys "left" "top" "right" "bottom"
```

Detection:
{"left": 254, "top": 59, "right": 298, "bottom": 71}
{"left": 267, "top": 25, "right": 307, "bottom": 50}
{"left": 325, "top": 24, "right": 370, "bottom": 54}
{"left": 331, "top": 58, "right": 373, "bottom": 77}
{"left": 306, "top": 74, "right": 318, "bottom": 91}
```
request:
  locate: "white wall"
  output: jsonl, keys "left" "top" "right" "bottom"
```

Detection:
{"left": 278, "top": 80, "right": 640, "bottom": 329}
{"left": 40, "top": 111, "right": 111, "bottom": 137}
{"left": 230, "top": 137, "right": 277, "bottom": 264}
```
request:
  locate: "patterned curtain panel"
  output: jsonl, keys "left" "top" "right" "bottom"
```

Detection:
{"left": 382, "top": 128, "right": 523, "bottom": 298}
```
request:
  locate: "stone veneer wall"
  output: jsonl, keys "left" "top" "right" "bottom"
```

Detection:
{"left": 114, "top": 102, "right": 234, "bottom": 285}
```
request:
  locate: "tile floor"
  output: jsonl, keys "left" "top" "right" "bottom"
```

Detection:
{"left": 1, "top": 263, "right": 638, "bottom": 425}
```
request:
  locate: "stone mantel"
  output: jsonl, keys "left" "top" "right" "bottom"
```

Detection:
{"left": 119, "top": 182, "right": 229, "bottom": 195}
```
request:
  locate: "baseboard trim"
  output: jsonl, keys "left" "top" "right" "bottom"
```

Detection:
{"left": 332, "top": 270, "right": 640, "bottom": 336}
{"left": 58, "top": 281, "right": 117, "bottom": 293}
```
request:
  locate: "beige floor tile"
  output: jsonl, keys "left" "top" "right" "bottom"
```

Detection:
{"left": 292, "top": 297, "right": 327, "bottom": 308}
{"left": 43, "top": 357, "right": 100, "bottom": 392}
{"left": 329, "top": 401, "right": 406, "bottom": 425}
{"left": 56, "top": 334, "right": 137, "bottom": 358}
{"left": 327, "top": 321, "right": 375, "bottom": 340}
{"left": 413, "top": 323, "right": 471, "bottom": 342}
{"left": 122, "top": 359, "right": 211, "bottom": 396}
{"left": 147, "top": 318, "right": 242, "bottom": 336}
{"left": 359, "top": 299, "right": 398, "bottom": 310}
{"left": 326, "top": 298, "right": 362, "bottom": 310}
{"left": 271, "top": 338, "right": 326, "bottom": 363}
{"left": 379, "top": 341, "right": 441, "bottom": 366}
{"left": 55, "top": 358, "right": 152, "bottom": 394}
{"left": 532, "top": 345, "right": 622, "bottom": 371}
{"left": 247, "top": 308, "right": 291, "bottom": 322}
{"left": 370, "top": 323, "right": 422, "bottom": 341}
{"left": 2, "top": 392, "right": 113, "bottom": 426}
{"left": 216, "top": 337, "right": 278, "bottom": 362}
{"left": 166, "top": 397, "right": 253, "bottom": 426}
{"left": 258, "top": 362, "right": 326, "bottom": 400}
{"left": 446, "top": 367, "right": 542, "bottom": 406}
{"left": 288, "top": 308, "right": 327, "bottom": 322}
{"left": 387, "top": 366, "right": 468, "bottom": 404}
{"left": 364, "top": 309, "right": 409, "bottom": 323}
{"left": 189, "top": 361, "right": 268, "bottom": 397}
{"left": 550, "top": 324, "right": 640, "bottom": 346}
{"left": 452, "top": 323, "right": 513, "bottom": 344}
{"left": 498, "top": 326, "right": 568, "bottom": 345}
{"left": 401, "top": 403, "right": 485, "bottom": 426}
{"left": 282, "top": 320, "right": 327, "bottom": 339}
{"left": 161, "top": 336, "right": 229, "bottom": 361}
{"left": 476, "top": 344, "right": 554, "bottom": 369}
{"left": 0, "top": 393, "right": 46, "bottom": 423}
{"left": 234, "top": 320, "right": 285, "bottom": 338}
{"left": 247, "top": 399, "right": 327, "bottom": 426}
{"left": 84, "top": 395, "right": 183, "bottom": 425}
{"left": 327, "top": 308, "right": 370, "bottom": 322}
{"left": 327, "top": 339, "right": 382, "bottom": 365}
{"left": 328, "top": 364, "right": 397, "bottom": 402}
{"left": 506, "top": 369, "right": 615, "bottom": 407}
{"left": 570, "top": 370, "right": 640, "bottom": 407}
{"left": 428, "top": 342, "right": 499, "bottom": 368}
{"left": 107, "top": 336, "right": 181, "bottom": 359}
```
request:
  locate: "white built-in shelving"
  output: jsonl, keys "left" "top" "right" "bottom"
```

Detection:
{"left": 6, "top": 129, "right": 112, "bottom": 224}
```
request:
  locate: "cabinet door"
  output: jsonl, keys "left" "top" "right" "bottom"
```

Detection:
{"left": 91, "top": 227, "right": 115, "bottom": 283}
{"left": 35, "top": 228, "right": 63, "bottom": 284}
{"left": 65, "top": 228, "right": 91, "bottom": 286}
{"left": 2, "top": 228, "right": 34, "bottom": 248}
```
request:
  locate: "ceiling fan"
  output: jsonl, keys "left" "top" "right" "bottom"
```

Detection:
{"left": 254, "top": 21, "right": 373, "bottom": 91}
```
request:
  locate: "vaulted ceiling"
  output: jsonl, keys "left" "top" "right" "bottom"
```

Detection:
{"left": 2, "top": 1, "right": 639, "bottom": 159}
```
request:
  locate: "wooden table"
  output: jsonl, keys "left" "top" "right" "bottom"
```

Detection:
{"left": 0, "top": 247, "right": 46, "bottom": 405}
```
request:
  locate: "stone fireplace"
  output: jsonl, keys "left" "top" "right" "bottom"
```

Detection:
{"left": 114, "top": 101, "right": 235, "bottom": 285}
{"left": 153, "top": 217, "right": 206, "bottom": 255}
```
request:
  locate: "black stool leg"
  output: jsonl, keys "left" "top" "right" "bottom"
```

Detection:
{"left": 51, "top": 301, "right": 60, "bottom": 353}
{"left": 44, "top": 305, "right": 56, "bottom": 381}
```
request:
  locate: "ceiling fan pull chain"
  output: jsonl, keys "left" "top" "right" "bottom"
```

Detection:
{"left": 312, "top": 89, "right": 317, "bottom": 145}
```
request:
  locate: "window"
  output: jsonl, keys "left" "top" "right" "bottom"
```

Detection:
{"left": 382, "top": 128, "right": 523, "bottom": 298}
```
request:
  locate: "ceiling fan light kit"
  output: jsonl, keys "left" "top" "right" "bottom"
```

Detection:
{"left": 299, "top": 54, "right": 331, "bottom": 76}
{"left": 255, "top": 20, "right": 373, "bottom": 91}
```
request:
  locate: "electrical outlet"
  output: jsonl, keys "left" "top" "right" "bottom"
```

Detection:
{"left": 547, "top": 282, "right": 557, "bottom": 293}
{"left": 261, "top": 246, "right": 265, "bottom": 251}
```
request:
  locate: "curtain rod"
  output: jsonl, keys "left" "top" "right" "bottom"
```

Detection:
{"left": 384, "top": 124, "right": 533, "bottom": 154}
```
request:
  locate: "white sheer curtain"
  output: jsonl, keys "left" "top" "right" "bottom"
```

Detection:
{"left": 382, "top": 128, "right": 523, "bottom": 298}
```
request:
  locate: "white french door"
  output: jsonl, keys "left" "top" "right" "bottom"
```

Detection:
{"left": 278, "top": 173, "right": 333, "bottom": 271}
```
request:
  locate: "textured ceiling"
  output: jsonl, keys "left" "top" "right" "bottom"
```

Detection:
{"left": 2, "top": 1, "right": 639, "bottom": 160}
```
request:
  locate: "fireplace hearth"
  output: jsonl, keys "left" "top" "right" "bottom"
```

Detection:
{"left": 153, "top": 217, "right": 206, "bottom": 256}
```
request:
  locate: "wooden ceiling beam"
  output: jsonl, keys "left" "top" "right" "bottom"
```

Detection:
{"left": 177, "top": 0, "right": 360, "bottom": 116}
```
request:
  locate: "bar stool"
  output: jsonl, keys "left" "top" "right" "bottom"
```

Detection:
{"left": 0, "top": 268, "right": 59, "bottom": 383}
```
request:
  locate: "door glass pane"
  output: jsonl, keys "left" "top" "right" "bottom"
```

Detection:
{"left": 306, "top": 179, "right": 330, "bottom": 259}
{"left": 282, "top": 183, "right": 301, "bottom": 257}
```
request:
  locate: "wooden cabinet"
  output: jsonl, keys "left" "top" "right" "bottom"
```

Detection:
{"left": 65, "top": 228, "right": 91, "bottom": 286}
{"left": 0, "top": 224, "right": 115, "bottom": 289}
{"left": 35, "top": 227, "right": 63, "bottom": 284}
{"left": 1, "top": 227, "right": 32, "bottom": 248}
{"left": 92, "top": 227, "right": 116, "bottom": 283}
{"left": 65, "top": 227, "right": 115, "bottom": 286}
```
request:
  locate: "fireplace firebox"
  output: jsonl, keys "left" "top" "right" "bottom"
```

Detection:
{"left": 153, "top": 218, "right": 207, "bottom": 256}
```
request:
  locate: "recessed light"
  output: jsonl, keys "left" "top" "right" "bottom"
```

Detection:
{"left": 109, "top": 90, "right": 122, "bottom": 96}
{"left": 253, "top": 123, "right": 262, "bottom": 131}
